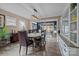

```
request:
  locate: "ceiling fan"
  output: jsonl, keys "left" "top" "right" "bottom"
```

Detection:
{"left": 32, "top": 15, "right": 39, "bottom": 19}
{"left": 32, "top": 8, "right": 39, "bottom": 19}
{"left": 33, "top": 8, "right": 38, "bottom": 13}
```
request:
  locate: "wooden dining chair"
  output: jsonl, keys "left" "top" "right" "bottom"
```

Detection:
{"left": 18, "top": 31, "right": 33, "bottom": 55}
{"left": 34, "top": 36, "right": 42, "bottom": 47}
{"left": 41, "top": 30, "right": 46, "bottom": 46}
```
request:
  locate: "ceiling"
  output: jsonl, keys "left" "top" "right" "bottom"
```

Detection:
{"left": 0, "top": 3, "right": 68, "bottom": 20}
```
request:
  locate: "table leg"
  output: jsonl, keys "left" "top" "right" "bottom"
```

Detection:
{"left": 33, "top": 38, "right": 36, "bottom": 48}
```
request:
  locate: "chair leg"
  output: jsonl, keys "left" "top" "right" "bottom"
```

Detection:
{"left": 26, "top": 46, "right": 28, "bottom": 55}
{"left": 44, "top": 39, "right": 46, "bottom": 45}
{"left": 19, "top": 45, "right": 21, "bottom": 56}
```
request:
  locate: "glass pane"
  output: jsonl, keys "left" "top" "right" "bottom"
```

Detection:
{"left": 70, "top": 33, "right": 77, "bottom": 43}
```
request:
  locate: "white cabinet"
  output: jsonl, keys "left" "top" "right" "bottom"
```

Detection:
{"left": 58, "top": 35, "right": 69, "bottom": 56}
{"left": 59, "top": 3, "right": 79, "bottom": 56}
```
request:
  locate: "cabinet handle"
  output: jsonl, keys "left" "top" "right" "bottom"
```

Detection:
{"left": 64, "top": 49, "right": 67, "bottom": 52}
{"left": 64, "top": 44, "right": 66, "bottom": 47}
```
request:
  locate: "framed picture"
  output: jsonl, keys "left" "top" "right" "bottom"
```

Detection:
{"left": 0, "top": 14, "right": 5, "bottom": 27}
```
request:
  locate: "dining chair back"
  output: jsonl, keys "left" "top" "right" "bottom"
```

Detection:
{"left": 18, "top": 31, "right": 33, "bottom": 55}
{"left": 41, "top": 30, "right": 46, "bottom": 46}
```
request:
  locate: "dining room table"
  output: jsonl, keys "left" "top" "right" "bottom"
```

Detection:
{"left": 28, "top": 32, "right": 41, "bottom": 47}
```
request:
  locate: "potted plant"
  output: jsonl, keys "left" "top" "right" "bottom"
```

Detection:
{"left": 0, "top": 26, "right": 10, "bottom": 41}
